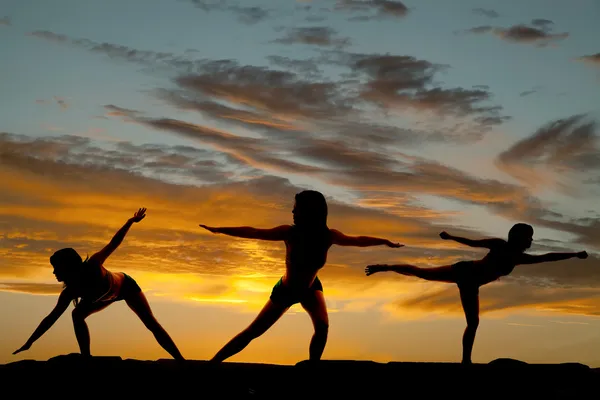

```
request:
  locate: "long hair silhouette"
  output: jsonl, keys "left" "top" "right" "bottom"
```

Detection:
{"left": 200, "top": 189, "right": 403, "bottom": 363}
{"left": 50, "top": 248, "right": 89, "bottom": 306}
{"left": 294, "top": 190, "right": 328, "bottom": 229}
{"left": 14, "top": 208, "right": 185, "bottom": 361}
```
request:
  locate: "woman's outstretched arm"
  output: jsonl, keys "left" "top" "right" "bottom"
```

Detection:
{"left": 90, "top": 208, "right": 146, "bottom": 265}
{"left": 439, "top": 231, "right": 502, "bottom": 249}
{"left": 199, "top": 224, "right": 292, "bottom": 241}
{"left": 13, "top": 289, "right": 73, "bottom": 355}
{"left": 517, "top": 251, "right": 588, "bottom": 265}
{"left": 330, "top": 229, "right": 403, "bottom": 248}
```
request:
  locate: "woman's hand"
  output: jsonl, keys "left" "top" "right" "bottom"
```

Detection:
{"left": 365, "top": 265, "right": 390, "bottom": 276}
{"left": 130, "top": 208, "right": 147, "bottom": 223}
{"left": 386, "top": 240, "right": 404, "bottom": 248}
{"left": 199, "top": 224, "right": 220, "bottom": 234}
{"left": 439, "top": 231, "right": 451, "bottom": 240}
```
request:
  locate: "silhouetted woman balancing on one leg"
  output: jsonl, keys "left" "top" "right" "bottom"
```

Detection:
{"left": 199, "top": 190, "right": 403, "bottom": 363}
{"left": 365, "top": 223, "right": 588, "bottom": 364}
{"left": 13, "top": 208, "right": 185, "bottom": 361}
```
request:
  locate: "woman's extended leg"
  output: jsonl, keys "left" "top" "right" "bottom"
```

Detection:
{"left": 365, "top": 264, "right": 457, "bottom": 283}
{"left": 458, "top": 286, "right": 480, "bottom": 364}
{"left": 210, "top": 299, "right": 289, "bottom": 363}
{"left": 125, "top": 291, "right": 185, "bottom": 361}
{"left": 300, "top": 290, "right": 329, "bottom": 361}
{"left": 71, "top": 301, "right": 112, "bottom": 356}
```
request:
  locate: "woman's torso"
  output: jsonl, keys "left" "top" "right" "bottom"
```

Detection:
{"left": 282, "top": 226, "right": 333, "bottom": 289}
{"left": 474, "top": 242, "right": 520, "bottom": 285}
{"left": 75, "top": 260, "right": 124, "bottom": 303}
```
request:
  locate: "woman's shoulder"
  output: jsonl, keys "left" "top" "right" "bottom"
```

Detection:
{"left": 290, "top": 225, "right": 331, "bottom": 234}
{"left": 81, "top": 255, "right": 108, "bottom": 279}
{"left": 85, "top": 254, "right": 105, "bottom": 269}
{"left": 487, "top": 238, "right": 508, "bottom": 250}
{"left": 60, "top": 285, "right": 78, "bottom": 300}
{"left": 286, "top": 225, "right": 330, "bottom": 243}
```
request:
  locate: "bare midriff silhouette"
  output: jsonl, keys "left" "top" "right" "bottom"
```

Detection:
{"left": 365, "top": 223, "right": 588, "bottom": 364}
{"left": 200, "top": 190, "right": 403, "bottom": 363}
{"left": 13, "top": 208, "right": 185, "bottom": 361}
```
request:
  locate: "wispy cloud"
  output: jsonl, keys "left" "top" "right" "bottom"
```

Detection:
{"left": 519, "top": 86, "right": 543, "bottom": 97}
{"left": 0, "top": 282, "right": 62, "bottom": 295}
{"left": 105, "top": 97, "right": 526, "bottom": 215}
{"left": 28, "top": 29, "right": 509, "bottom": 142}
{"left": 28, "top": 30, "right": 208, "bottom": 72}
{"left": 187, "top": 0, "right": 271, "bottom": 24}
{"left": 335, "top": 0, "right": 410, "bottom": 21}
{"left": 466, "top": 25, "right": 493, "bottom": 34}
{"left": 323, "top": 50, "right": 510, "bottom": 133}
{"left": 577, "top": 53, "right": 600, "bottom": 67}
{"left": 54, "top": 96, "right": 68, "bottom": 110}
{"left": 495, "top": 114, "right": 600, "bottom": 194}
{"left": 392, "top": 277, "right": 600, "bottom": 317}
{"left": 460, "top": 19, "right": 569, "bottom": 47}
{"left": 173, "top": 62, "right": 354, "bottom": 120}
{"left": 472, "top": 8, "right": 499, "bottom": 19}
{"left": 496, "top": 24, "right": 568, "bottom": 47}
{"left": 35, "top": 96, "right": 69, "bottom": 111}
{"left": 273, "top": 26, "right": 351, "bottom": 48}
{"left": 531, "top": 18, "right": 554, "bottom": 29}
{"left": 266, "top": 55, "right": 323, "bottom": 78}
{"left": 28, "top": 30, "right": 69, "bottom": 43}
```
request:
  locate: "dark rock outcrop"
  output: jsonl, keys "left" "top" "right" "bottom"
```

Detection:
{"left": 1, "top": 354, "right": 598, "bottom": 399}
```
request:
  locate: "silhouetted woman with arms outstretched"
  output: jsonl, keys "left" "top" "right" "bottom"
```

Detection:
{"left": 200, "top": 190, "right": 403, "bottom": 363}
{"left": 365, "top": 223, "right": 588, "bottom": 364}
{"left": 13, "top": 208, "right": 185, "bottom": 361}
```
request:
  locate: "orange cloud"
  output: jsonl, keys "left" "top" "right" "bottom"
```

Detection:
{"left": 460, "top": 20, "right": 569, "bottom": 47}
{"left": 389, "top": 279, "right": 600, "bottom": 318}
{"left": 577, "top": 53, "right": 600, "bottom": 69}
{"left": 495, "top": 114, "right": 599, "bottom": 195}
{"left": 1, "top": 129, "right": 598, "bottom": 318}
{"left": 0, "top": 282, "right": 62, "bottom": 295}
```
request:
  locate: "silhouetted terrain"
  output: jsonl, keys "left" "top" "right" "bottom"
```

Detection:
{"left": 1, "top": 355, "right": 598, "bottom": 398}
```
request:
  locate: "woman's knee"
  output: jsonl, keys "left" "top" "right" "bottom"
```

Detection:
{"left": 71, "top": 308, "right": 87, "bottom": 322}
{"left": 314, "top": 319, "right": 329, "bottom": 334}
{"left": 466, "top": 317, "right": 479, "bottom": 329}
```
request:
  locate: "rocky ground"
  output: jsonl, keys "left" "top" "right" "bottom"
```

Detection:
{"left": 1, "top": 354, "right": 598, "bottom": 399}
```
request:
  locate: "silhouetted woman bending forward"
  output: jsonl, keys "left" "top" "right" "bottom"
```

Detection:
{"left": 13, "top": 208, "right": 185, "bottom": 361}
{"left": 200, "top": 190, "right": 403, "bottom": 363}
{"left": 365, "top": 223, "right": 588, "bottom": 364}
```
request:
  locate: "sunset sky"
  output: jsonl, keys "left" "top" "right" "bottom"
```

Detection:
{"left": 2, "top": 0, "right": 600, "bottom": 366}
